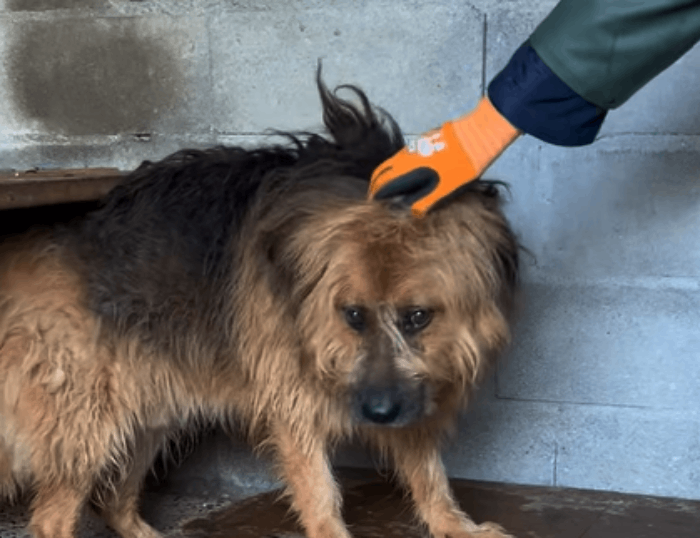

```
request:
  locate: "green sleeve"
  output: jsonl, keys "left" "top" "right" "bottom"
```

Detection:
{"left": 529, "top": 0, "right": 700, "bottom": 109}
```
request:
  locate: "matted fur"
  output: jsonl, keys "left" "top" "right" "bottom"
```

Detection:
{"left": 0, "top": 76, "right": 518, "bottom": 538}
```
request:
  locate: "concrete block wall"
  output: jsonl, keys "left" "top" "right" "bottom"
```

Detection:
{"left": 1, "top": 0, "right": 699, "bottom": 501}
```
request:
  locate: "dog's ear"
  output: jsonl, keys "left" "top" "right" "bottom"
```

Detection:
{"left": 441, "top": 181, "right": 520, "bottom": 313}
{"left": 258, "top": 227, "right": 295, "bottom": 301}
{"left": 256, "top": 214, "right": 329, "bottom": 317}
{"left": 470, "top": 180, "right": 520, "bottom": 305}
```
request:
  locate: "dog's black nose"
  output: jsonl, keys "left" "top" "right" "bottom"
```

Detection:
{"left": 356, "top": 388, "right": 403, "bottom": 425}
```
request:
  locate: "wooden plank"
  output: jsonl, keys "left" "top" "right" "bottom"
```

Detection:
{"left": 0, "top": 168, "right": 124, "bottom": 210}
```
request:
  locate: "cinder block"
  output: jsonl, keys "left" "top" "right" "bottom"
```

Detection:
{"left": 538, "top": 138, "right": 700, "bottom": 279}
{"left": 0, "top": 17, "right": 21, "bottom": 136}
{"left": 209, "top": 1, "right": 484, "bottom": 135}
{"left": 0, "top": 0, "right": 108, "bottom": 11}
{"left": 555, "top": 404, "right": 700, "bottom": 499}
{"left": 499, "top": 281, "right": 700, "bottom": 410}
{"left": 0, "top": 1, "right": 202, "bottom": 14}
{"left": 0, "top": 134, "right": 217, "bottom": 172}
{"left": 0, "top": 140, "right": 102, "bottom": 171}
{"left": 0, "top": 15, "right": 212, "bottom": 137}
{"left": 442, "top": 398, "right": 700, "bottom": 500}
{"left": 481, "top": 135, "right": 551, "bottom": 258}
{"left": 484, "top": 6, "right": 549, "bottom": 81}
{"left": 442, "top": 396, "right": 558, "bottom": 487}
{"left": 488, "top": 137, "right": 700, "bottom": 280}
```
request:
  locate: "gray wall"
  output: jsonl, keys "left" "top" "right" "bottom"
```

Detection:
{"left": 1, "top": 0, "right": 699, "bottom": 501}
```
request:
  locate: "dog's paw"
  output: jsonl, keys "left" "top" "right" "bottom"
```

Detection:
{"left": 470, "top": 521, "right": 516, "bottom": 537}
{"left": 435, "top": 521, "right": 515, "bottom": 538}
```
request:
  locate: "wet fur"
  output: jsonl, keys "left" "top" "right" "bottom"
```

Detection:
{"left": 0, "top": 77, "right": 518, "bottom": 538}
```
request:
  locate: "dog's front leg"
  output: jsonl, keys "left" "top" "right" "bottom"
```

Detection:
{"left": 29, "top": 480, "right": 91, "bottom": 538}
{"left": 97, "top": 429, "right": 166, "bottom": 538}
{"left": 271, "top": 421, "right": 351, "bottom": 538}
{"left": 388, "top": 431, "right": 513, "bottom": 538}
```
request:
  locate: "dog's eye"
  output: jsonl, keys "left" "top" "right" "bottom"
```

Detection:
{"left": 402, "top": 308, "right": 432, "bottom": 335}
{"left": 343, "top": 306, "right": 366, "bottom": 332}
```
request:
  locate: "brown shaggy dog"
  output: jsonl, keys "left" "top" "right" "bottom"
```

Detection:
{"left": 0, "top": 76, "right": 518, "bottom": 538}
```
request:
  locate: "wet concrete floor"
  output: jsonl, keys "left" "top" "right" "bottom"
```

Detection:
{"left": 182, "top": 468, "right": 700, "bottom": 538}
{"left": 1, "top": 467, "right": 699, "bottom": 537}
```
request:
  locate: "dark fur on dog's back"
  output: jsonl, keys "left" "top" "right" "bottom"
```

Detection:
{"left": 70, "top": 78, "right": 406, "bottom": 352}
{"left": 0, "top": 74, "right": 519, "bottom": 538}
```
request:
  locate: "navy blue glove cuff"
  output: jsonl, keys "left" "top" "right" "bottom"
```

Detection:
{"left": 488, "top": 43, "right": 607, "bottom": 147}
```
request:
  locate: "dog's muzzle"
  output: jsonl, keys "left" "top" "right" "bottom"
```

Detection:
{"left": 353, "top": 384, "right": 425, "bottom": 427}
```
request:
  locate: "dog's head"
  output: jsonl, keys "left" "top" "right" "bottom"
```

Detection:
{"left": 254, "top": 183, "right": 518, "bottom": 429}
{"left": 286, "top": 190, "right": 518, "bottom": 428}
{"left": 249, "top": 75, "right": 518, "bottom": 429}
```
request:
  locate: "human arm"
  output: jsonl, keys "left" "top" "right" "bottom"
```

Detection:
{"left": 369, "top": 0, "right": 700, "bottom": 216}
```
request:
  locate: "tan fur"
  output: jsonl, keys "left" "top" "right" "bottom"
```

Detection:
{"left": 0, "top": 190, "right": 517, "bottom": 537}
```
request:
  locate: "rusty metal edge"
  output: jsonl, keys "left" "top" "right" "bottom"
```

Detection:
{"left": 0, "top": 171, "right": 124, "bottom": 210}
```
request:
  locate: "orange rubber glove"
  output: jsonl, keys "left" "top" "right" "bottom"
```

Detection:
{"left": 369, "top": 96, "right": 521, "bottom": 217}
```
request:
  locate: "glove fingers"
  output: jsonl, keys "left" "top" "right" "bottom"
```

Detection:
{"left": 411, "top": 162, "right": 479, "bottom": 217}
{"left": 372, "top": 167, "right": 439, "bottom": 206}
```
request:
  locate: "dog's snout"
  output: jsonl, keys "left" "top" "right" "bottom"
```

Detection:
{"left": 354, "top": 384, "right": 425, "bottom": 426}
{"left": 358, "top": 388, "right": 403, "bottom": 424}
